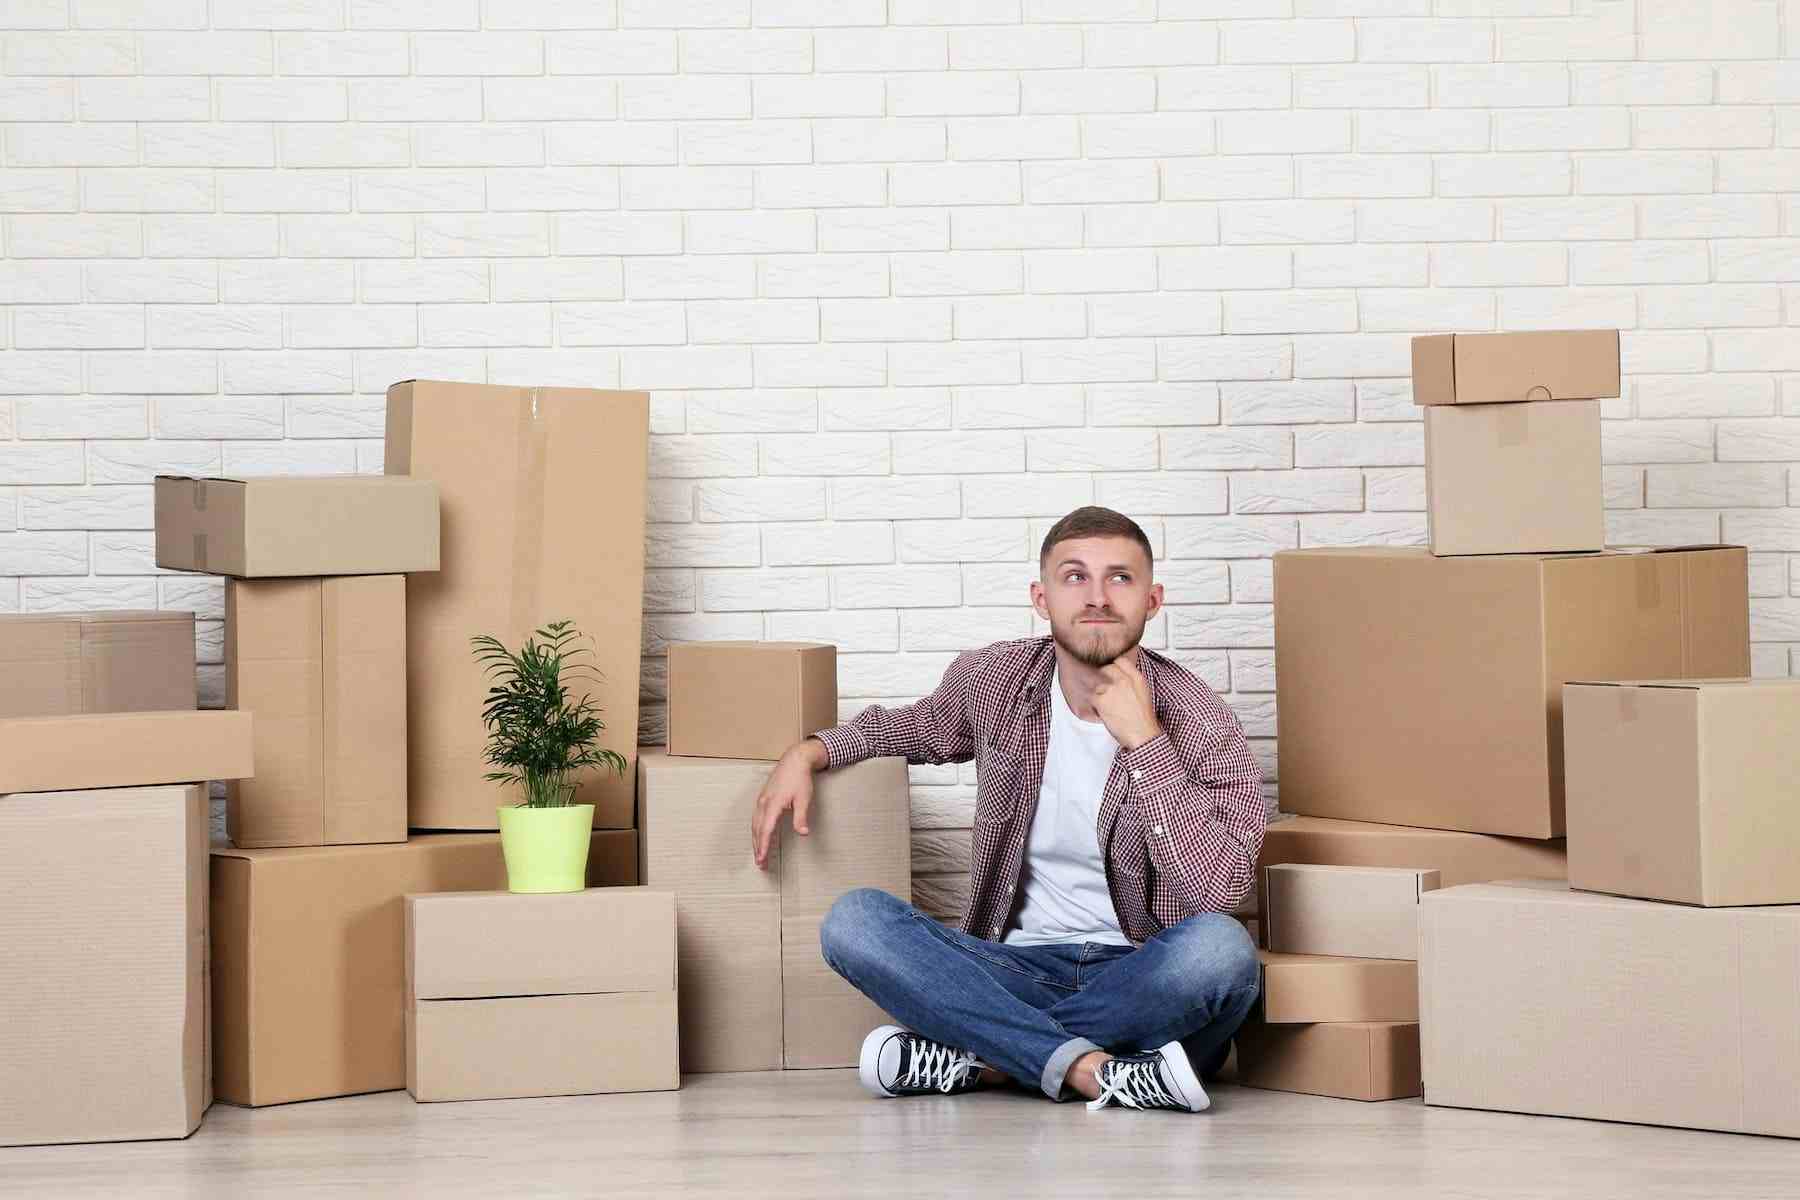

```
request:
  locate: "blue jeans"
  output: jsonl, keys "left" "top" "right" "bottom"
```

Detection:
{"left": 819, "top": 887, "right": 1261, "bottom": 1101}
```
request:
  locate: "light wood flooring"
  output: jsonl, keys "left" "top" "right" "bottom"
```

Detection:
{"left": 5, "top": 1070, "right": 1799, "bottom": 1199}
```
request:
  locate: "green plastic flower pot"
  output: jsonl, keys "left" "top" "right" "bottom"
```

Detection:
{"left": 497, "top": 803, "right": 594, "bottom": 894}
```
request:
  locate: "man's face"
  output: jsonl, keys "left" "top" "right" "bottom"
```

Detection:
{"left": 1030, "top": 536, "right": 1162, "bottom": 669}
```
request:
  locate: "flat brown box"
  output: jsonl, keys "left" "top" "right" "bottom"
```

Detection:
{"left": 386, "top": 379, "right": 647, "bottom": 832}
{"left": 1564, "top": 678, "right": 1800, "bottom": 907}
{"left": 1, "top": 785, "right": 209, "bottom": 1147}
{"left": 0, "top": 710, "right": 253, "bottom": 795}
{"left": 0, "top": 611, "right": 196, "bottom": 719}
{"left": 154, "top": 474, "right": 440, "bottom": 578}
{"left": 638, "top": 751, "right": 911, "bottom": 1073}
{"left": 1274, "top": 545, "right": 1750, "bottom": 839}
{"left": 210, "top": 829, "right": 638, "bottom": 1107}
{"left": 1258, "top": 950, "right": 1418, "bottom": 1023}
{"left": 1425, "top": 400, "right": 1604, "bottom": 557}
{"left": 405, "top": 889, "right": 678, "bottom": 1102}
{"left": 1420, "top": 880, "right": 1800, "bottom": 1138}
{"left": 1264, "top": 865, "right": 1440, "bottom": 962}
{"left": 1257, "top": 815, "right": 1568, "bottom": 899}
{"left": 1411, "top": 330, "right": 1620, "bottom": 406}
{"left": 1233, "top": 1020, "right": 1421, "bottom": 1102}
{"left": 666, "top": 641, "right": 838, "bottom": 761}
{"left": 226, "top": 577, "right": 406, "bottom": 848}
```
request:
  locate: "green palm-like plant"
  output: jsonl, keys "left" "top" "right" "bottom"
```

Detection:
{"left": 471, "top": 620, "right": 627, "bottom": 809}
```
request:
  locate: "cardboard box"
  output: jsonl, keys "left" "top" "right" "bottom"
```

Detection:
{"left": 1265, "top": 865, "right": 1440, "bottom": 961}
{"left": 1, "top": 785, "right": 208, "bottom": 1146}
{"left": 210, "top": 829, "right": 637, "bottom": 1107}
{"left": 1233, "top": 1019, "right": 1421, "bottom": 1102}
{"left": 405, "top": 888, "right": 678, "bottom": 1101}
{"left": 1259, "top": 815, "right": 1567, "bottom": 888}
{"left": 1411, "top": 330, "right": 1620, "bottom": 406}
{"left": 1564, "top": 678, "right": 1800, "bottom": 907}
{"left": 0, "top": 611, "right": 196, "bottom": 719}
{"left": 638, "top": 751, "right": 911, "bottom": 1072}
{"left": 225, "top": 576, "right": 406, "bottom": 848}
{"left": 1274, "top": 545, "right": 1750, "bottom": 838}
{"left": 1420, "top": 879, "right": 1800, "bottom": 1138}
{"left": 0, "top": 710, "right": 253, "bottom": 795}
{"left": 154, "top": 474, "right": 440, "bottom": 578}
{"left": 385, "top": 379, "right": 648, "bottom": 832}
{"left": 666, "top": 640, "right": 838, "bottom": 761}
{"left": 1425, "top": 399, "right": 1604, "bottom": 556}
{"left": 1258, "top": 950, "right": 1418, "bottom": 1023}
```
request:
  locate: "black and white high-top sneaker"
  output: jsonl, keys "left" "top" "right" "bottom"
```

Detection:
{"left": 1085, "top": 1041, "right": 1210, "bottom": 1113}
{"left": 858, "top": 1025, "right": 987, "bottom": 1099}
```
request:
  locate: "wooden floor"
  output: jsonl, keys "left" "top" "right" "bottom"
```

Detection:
{"left": 6, "top": 1070, "right": 1799, "bottom": 1198}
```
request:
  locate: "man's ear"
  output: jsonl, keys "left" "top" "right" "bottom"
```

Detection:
{"left": 1144, "top": 581, "right": 1164, "bottom": 619}
{"left": 1029, "top": 578, "right": 1051, "bottom": 621}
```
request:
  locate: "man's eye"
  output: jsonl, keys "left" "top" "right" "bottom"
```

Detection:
{"left": 1111, "top": 573, "right": 1130, "bottom": 583}
{"left": 1066, "top": 573, "right": 1084, "bottom": 583}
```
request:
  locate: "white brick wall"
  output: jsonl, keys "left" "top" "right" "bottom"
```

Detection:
{"left": 4, "top": 4, "right": 1800, "bottom": 906}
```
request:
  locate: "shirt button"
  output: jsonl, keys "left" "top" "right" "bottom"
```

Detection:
{"left": 1130, "top": 769, "right": 1143, "bottom": 781}
{"left": 1153, "top": 824, "right": 1165, "bottom": 836}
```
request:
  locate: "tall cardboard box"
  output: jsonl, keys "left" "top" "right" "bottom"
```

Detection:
{"left": 1420, "top": 880, "right": 1800, "bottom": 1138}
{"left": 226, "top": 576, "right": 407, "bottom": 848}
{"left": 1273, "top": 546, "right": 1750, "bottom": 838}
{"left": 210, "top": 829, "right": 638, "bottom": 1107}
{"left": 405, "top": 888, "right": 679, "bottom": 1102}
{"left": 1424, "top": 400, "right": 1604, "bottom": 556}
{"left": 1411, "top": 330, "right": 1620, "bottom": 406}
{"left": 1564, "top": 678, "right": 1800, "bottom": 907}
{"left": 0, "top": 710, "right": 254, "bottom": 795}
{"left": 2, "top": 785, "right": 209, "bottom": 1146}
{"left": 638, "top": 751, "right": 911, "bottom": 1072}
{"left": 0, "top": 611, "right": 196, "bottom": 718}
{"left": 1258, "top": 951, "right": 1418, "bottom": 1023}
{"left": 667, "top": 641, "right": 838, "bottom": 761}
{"left": 1264, "top": 865, "right": 1439, "bottom": 961}
{"left": 154, "top": 474, "right": 440, "bottom": 577}
{"left": 385, "top": 379, "right": 648, "bottom": 832}
{"left": 1233, "top": 1019, "right": 1421, "bottom": 1102}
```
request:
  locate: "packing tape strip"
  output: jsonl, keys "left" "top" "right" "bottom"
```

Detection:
{"left": 1635, "top": 555, "right": 1661, "bottom": 610}
{"left": 509, "top": 387, "right": 549, "bottom": 634}
{"left": 193, "top": 532, "right": 208, "bottom": 572}
{"left": 194, "top": 478, "right": 210, "bottom": 510}
{"left": 1617, "top": 686, "right": 1639, "bottom": 723}
{"left": 1497, "top": 402, "right": 1530, "bottom": 448}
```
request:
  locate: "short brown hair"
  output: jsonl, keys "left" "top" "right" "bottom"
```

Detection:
{"left": 1038, "top": 506, "right": 1153, "bottom": 572}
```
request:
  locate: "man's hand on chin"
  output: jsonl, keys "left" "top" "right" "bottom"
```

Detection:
{"left": 1092, "top": 649, "right": 1161, "bottom": 751}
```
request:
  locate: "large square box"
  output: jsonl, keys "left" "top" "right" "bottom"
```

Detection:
{"left": 1410, "top": 329, "right": 1620, "bottom": 406}
{"left": 1424, "top": 399, "right": 1604, "bottom": 556}
{"left": 1563, "top": 678, "right": 1800, "bottom": 907}
{"left": 0, "top": 610, "right": 196, "bottom": 718}
{"left": 226, "top": 576, "right": 407, "bottom": 848}
{"left": 1420, "top": 880, "right": 1800, "bottom": 1138}
{"left": 154, "top": 474, "right": 440, "bottom": 577}
{"left": 666, "top": 640, "right": 838, "bottom": 761}
{"left": 385, "top": 379, "right": 648, "bottom": 832}
{"left": 1273, "top": 545, "right": 1750, "bottom": 838}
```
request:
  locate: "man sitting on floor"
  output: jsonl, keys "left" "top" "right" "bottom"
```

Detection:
{"left": 749, "top": 505, "right": 1266, "bottom": 1114}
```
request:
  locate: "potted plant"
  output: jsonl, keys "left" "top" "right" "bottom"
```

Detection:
{"left": 472, "top": 619, "right": 627, "bottom": 894}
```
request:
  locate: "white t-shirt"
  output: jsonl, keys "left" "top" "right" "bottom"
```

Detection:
{"left": 1003, "top": 667, "right": 1132, "bottom": 947}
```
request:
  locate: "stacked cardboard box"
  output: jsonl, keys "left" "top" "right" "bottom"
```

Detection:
{"left": 642, "top": 640, "right": 913, "bottom": 1072}
{"left": 0, "top": 610, "right": 196, "bottom": 717}
{"left": 1247, "top": 329, "right": 1754, "bottom": 1103}
{"left": 1417, "top": 678, "right": 1800, "bottom": 1137}
{"left": 1, "top": 713, "right": 253, "bottom": 1147}
{"left": 405, "top": 888, "right": 678, "bottom": 1102}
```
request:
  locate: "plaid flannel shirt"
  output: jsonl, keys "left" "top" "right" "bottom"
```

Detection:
{"left": 813, "top": 636, "right": 1267, "bottom": 946}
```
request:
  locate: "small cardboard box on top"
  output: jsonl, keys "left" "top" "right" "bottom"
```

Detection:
{"left": 1420, "top": 880, "right": 1800, "bottom": 1138}
{"left": 638, "top": 750, "right": 911, "bottom": 1073}
{"left": 1264, "top": 864, "right": 1439, "bottom": 961}
{"left": 1274, "top": 545, "right": 1750, "bottom": 839}
{"left": 1563, "top": 678, "right": 1800, "bottom": 907}
{"left": 1424, "top": 399, "right": 1604, "bottom": 557}
{"left": 405, "top": 888, "right": 678, "bottom": 1102}
{"left": 1, "top": 784, "right": 210, "bottom": 1147}
{"left": 154, "top": 474, "right": 440, "bottom": 578}
{"left": 1410, "top": 329, "right": 1620, "bottom": 406}
{"left": 0, "top": 610, "right": 196, "bottom": 718}
{"left": 667, "top": 640, "right": 838, "bottom": 761}
{"left": 211, "top": 829, "right": 639, "bottom": 1107}
{"left": 0, "top": 710, "right": 254, "bottom": 796}
{"left": 386, "top": 379, "right": 648, "bottom": 832}
{"left": 226, "top": 576, "right": 406, "bottom": 848}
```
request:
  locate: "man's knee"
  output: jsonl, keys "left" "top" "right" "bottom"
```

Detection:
{"left": 1152, "top": 913, "right": 1261, "bottom": 1006}
{"left": 819, "top": 886, "right": 902, "bottom": 969}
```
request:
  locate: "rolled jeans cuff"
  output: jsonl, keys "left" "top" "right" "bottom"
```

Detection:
{"left": 1041, "top": 1035, "right": 1103, "bottom": 1101}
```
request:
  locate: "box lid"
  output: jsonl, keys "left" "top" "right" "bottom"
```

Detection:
{"left": 1565, "top": 677, "right": 1787, "bottom": 690}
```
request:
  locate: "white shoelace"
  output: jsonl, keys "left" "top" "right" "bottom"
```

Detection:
{"left": 1085, "top": 1056, "right": 1179, "bottom": 1111}
{"left": 900, "top": 1038, "right": 983, "bottom": 1094}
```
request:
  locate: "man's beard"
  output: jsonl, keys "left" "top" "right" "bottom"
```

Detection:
{"left": 1052, "top": 612, "right": 1145, "bottom": 669}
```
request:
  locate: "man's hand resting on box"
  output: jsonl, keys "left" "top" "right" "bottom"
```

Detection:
{"left": 751, "top": 736, "right": 829, "bottom": 869}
